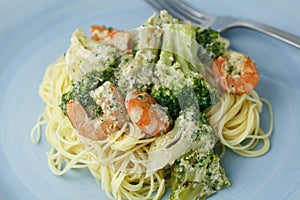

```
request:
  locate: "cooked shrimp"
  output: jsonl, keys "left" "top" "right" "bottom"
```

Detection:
{"left": 90, "top": 81, "right": 128, "bottom": 128}
{"left": 66, "top": 100, "right": 114, "bottom": 140}
{"left": 66, "top": 81, "right": 128, "bottom": 140}
{"left": 212, "top": 51, "right": 259, "bottom": 94}
{"left": 90, "top": 25, "right": 133, "bottom": 52}
{"left": 125, "top": 91, "right": 171, "bottom": 137}
{"left": 90, "top": 25, "right": 117, "bottom": 42}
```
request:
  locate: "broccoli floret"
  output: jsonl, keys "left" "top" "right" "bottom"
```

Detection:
{"left": 169, "top": 149, "right": 230, "bottom": 200}
{"left": 59, "top": 67, "right": 115, "bottom": 119}
{"left": 178, "top": 76, "right": 216, "bottom": 112}
{"left": 196, "top": 28, "right": 227, "bottom": 59}
{"left": 168, "top": 111, "right": 229, "bottom": 200}
{"left": 150, "top": 76, "right": 215, "bottom": 120}
{"left": 99, "top": 67, "right": 116, "bottom": 83}
{"left": 59, "top": 91, "right": 74, "bottom": 115}
{"left": 191, "top": 76, "right": 216, "bottom": 111}
{"left": 194, "top": 112, "right": 211, "bottom": 138}
{"left": 190, "top": 112, "right": 217, "bottom": 151}
{"left": 150, "top": 86, "right": 181, "bottom": 120}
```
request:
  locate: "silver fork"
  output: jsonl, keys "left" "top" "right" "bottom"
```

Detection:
{"left": 145, "top": 0, "right": 300, "bottom": 49}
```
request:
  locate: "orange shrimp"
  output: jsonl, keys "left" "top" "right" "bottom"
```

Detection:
{"left": 212, "top": 52, "right": 259, "bottom": 94}
{"left": 91, "top": 81, "right": 128, "bottom": 128}
{"left": 66, "top": 100, "right": 115, "bottom": 140}
{"left": 66, "top": 81, "right": 128, "bottom": 140}
{"left": 90, "top": 25, "right": 117, "bottom": 42}
{"left": 90, "top": 25, "right": 133, "bottom": 52}
{"left": 125, "top": 91, "right": 171, "bottom": 137}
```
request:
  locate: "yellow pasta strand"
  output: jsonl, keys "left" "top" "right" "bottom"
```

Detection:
{"left": 32, "top": 53, "right": 273, "bottom": 200}
{"left": 32, "top": 56, "right": 167, "bottom": 200}
{"left": 206, "top": 91, "right": 273, "bottom": 157}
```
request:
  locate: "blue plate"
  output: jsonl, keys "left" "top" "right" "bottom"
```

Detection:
{"left": 1, "top": 0, "right": 300, "bottom": 199}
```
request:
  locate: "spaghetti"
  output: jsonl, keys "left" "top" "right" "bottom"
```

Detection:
{"left": 206, "top": 91, "right": 273, "bottom": 157}
{"left": 32, "top": 57, "right": 168, "bottom": 200}
{"left": 30, "top": 10, "right": 274, "bottom": 200}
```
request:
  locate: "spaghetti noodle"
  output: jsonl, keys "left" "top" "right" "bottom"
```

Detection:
{"left": 33, "top": 57, "right": 167, "bottom": 200}
{"left": 206, "top": 91, "right": 273, "bottom": 157}
{"left": 31, "top": 10, "right": 274, "bottom": 200}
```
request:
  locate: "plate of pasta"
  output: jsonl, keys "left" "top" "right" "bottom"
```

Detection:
{"left": 1, "top": 0, "right": 300, "bottom": 200}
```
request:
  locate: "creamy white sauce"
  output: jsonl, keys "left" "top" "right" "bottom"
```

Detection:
{"left": 225, "top": 51, "right": 246, "bottom": 77}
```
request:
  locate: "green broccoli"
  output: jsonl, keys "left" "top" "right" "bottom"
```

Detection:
{"left": 190, "top": 75, "right": 216, "bottom": 111}
{"left": 169, "top": 149, "right": 230, "bottom": 200}
{"left": 60, "top": 91, "right": 74, "bottom": 116}
{"left": 178, "top": 75, "right": 215, "bottom": 113}
{"left": 150, "top": 86, "right": 181, "bottom": 120}
{"left": 59, "top": 67, "right": 115, "bottom": 119}
{"left": 196, "top": 28, "right": 228, "bottom": 59}
{"left": 168, "top": 110, "right": 230, "bottom": 200}
{"left": 150, "top": 75, "right": 215, "bottom": 120}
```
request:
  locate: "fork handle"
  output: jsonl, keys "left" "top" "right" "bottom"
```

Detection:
{"left": 219, "top": 19, "right": 300, "bottom": 48}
